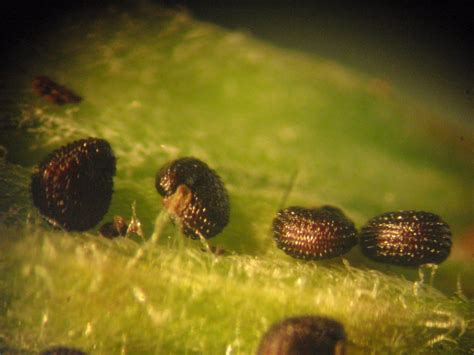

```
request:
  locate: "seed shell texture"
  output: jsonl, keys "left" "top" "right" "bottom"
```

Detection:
{"left": 155, "top": 157, "right": 230, "bottom": 239}
{"left": 272, "top": 206, "right": 358, "bottom": 260}
{"left": 359, "top": 210, "right": 452, "bottom": 266}
{"left": 31, "top": 137, "right": 116, "bottom": 231}
{"left": 257, "top": 315, "right": 346, "bottom": 355}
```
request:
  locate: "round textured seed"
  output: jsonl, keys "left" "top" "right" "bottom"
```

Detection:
{"left": 99, "top": 215, "right": 128, "bottom": 238}
{"left": 32, "top": 76, "right": 82, "bottom": 105}
{"left": 359, "top": 210, "right": 452, "bottom": 266}
{"left": 40, "top": 347, "right": 87, "bottom": 355}
{"left": 257, "top": 315, "right": 346, "bottom": 355}
{"left": 31, "top": 137, "right": 116, "bottom": 231}
{"left": 272, "top": 206, "right": 358, "bottom": 260}
{"left": 155, "top": 157, "right": 230, "bottom": 239}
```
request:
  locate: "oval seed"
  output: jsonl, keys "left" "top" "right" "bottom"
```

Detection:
{"left": 31, "top": 137, "right": 116, "bottom": 231}
{"left": 272, "top": 206, "right": 358, "bottom": 260}
{"left": 359, "top": 210, "right": 452, "bottom": 266}
{"left": 99, "top": 215, "right": 128, "bottom": 238}
{"left": 257, "top": 315, "right": 346, "bottom": 355}
{"left": 155, "top": 157, "right": 230, "bottom": 239}
{"left": 32, "top": 76, "right": 82, "bottom": 105}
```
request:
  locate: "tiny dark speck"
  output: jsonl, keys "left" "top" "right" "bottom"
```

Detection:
{"left": 99, "top": 216, "right": 128, "bottom": 238}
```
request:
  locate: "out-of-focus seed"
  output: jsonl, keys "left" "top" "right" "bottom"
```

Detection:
{"left": 257, "top": 315, "right": 346, "bottom": 355}
{"left": 40, "top": 347, "right": 87, "bottom": 355}
{"left": 32, "top": 76, "right": 82, "bottom": 105}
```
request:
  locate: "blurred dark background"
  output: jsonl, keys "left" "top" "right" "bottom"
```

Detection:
{"left": 1, "top": 1, "right": 472, "bottom": 122}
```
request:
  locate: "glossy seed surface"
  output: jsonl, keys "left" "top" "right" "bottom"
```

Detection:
{"left": 359, "top": 210, "right": 452, "bottom": 266}
{"left": 99, "top": 215, "right": 128, "bottom": 238}
{"left": 257, "top": 315, "right": 346, "bottom": 355}
{"left": 32, "top": 76, "right": 82, "bottom": 105}
{"left": 40, "top": 347, "right": 87, "bottom": 355}
{"left": 155, "top": 157, "right": 229, "bottom": 239}
{"left": 31, "top": 137, "right": 116, "bottom": 231}
{"left": 272, "top": 206, "right": 358, "bottom": 260}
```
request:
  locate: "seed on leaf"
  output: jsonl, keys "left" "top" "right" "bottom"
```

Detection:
{"left": 99, "top": 215, "right": 128, "bottom": 238}
{"left": 257, "top": 315, "right": 346, "bottom": 355}
{"left": 31, "top": 137, "right": 116, "bottom": 231}
{"left": 272, "top": 205, "right": 358, "bottom": 260}
{"left": 32, "top": 76, "right": 82, "bottom": 105}
{"left": 155, "top": 157, "right": 230, "bottom": 239}
{"left": 359, "top": 210, "right": 452, "bottom": 266}
{"left": 40, "top": 347, "right": 87, "bottom": 355}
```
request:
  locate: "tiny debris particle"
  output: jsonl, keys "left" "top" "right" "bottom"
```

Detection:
{"left": 155, "top": 157, "right": 230, "bottom": 239}
{"left": 99, "top": 215, "right": 128, "bottom": 238}
{"left": 32, "top": 76, "right": 82, "bottom": 105}
{"left": 31, "top": 137, "right": 116, "bottom": 231}
{"left": 272, "top": 205, "right": 358, "bottom": 260}
{"left": 359, "top": 210, "right": 452, "bottom": 266}
{"left": 40, "top": 347, "right": 87, "bottom": 355}
{"left": 257, "top": 315, "right": 346, "bottom": 355}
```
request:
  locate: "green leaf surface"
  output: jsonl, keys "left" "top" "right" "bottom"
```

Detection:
{"left": 1, "top": 3, "right": 473, "bottom": 354}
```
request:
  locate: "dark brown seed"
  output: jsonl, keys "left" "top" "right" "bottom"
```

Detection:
{"left": 40, "top": 347, "right": 87, "bottom": 355}
{"left": 272, "top": 206, "right": 358, "bottom": 260}
{"left": 155, "top": 157, "right": 230, "bottom": 239}
{"left": 257, "top": 315, "right": 346, "bottom": 355}
{"left": 359, "top": 210, "right": 452, "bottom": 266}
{"left": 32, "top": 76, "right": 82, "bottom": 105}
{"left": 31, "top": 137, "right": 116, "bottom": 231}
{"left": 99, "top": 215, "right": 128, "bottom": 238}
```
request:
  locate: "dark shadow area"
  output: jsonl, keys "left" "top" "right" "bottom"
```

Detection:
{"left": 162, "top": 1, "right": 473, "bottom": 122}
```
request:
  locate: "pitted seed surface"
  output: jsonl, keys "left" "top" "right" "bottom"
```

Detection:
{"left": 31, "top": 137, "right": 116, "bottom": 231}
{"left": 359, "top": 210, "right": 452, "bottom": 266}
{"left": 273, "top": 206, "right": 358, "bottom": 260}
{"left": 155, "top": 157, "right": 229, "bottom": 239}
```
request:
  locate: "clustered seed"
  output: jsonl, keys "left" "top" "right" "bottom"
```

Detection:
{"left": 155, "top": 157, "right": 230, "bottom": 240}
{"left": 272, "top": 206, "right": 358, "bottom": 260}
{"left": 31, "top": 137, "right": 116, "bottom": 231}
{"left": 359, "top": 210, "right": 452, "bottom": 266}
{"left": 257, "top": 315, "right": 346, "bottom": 355}
{"left": 32, "top": 76, "right": 82, "bottom": 105}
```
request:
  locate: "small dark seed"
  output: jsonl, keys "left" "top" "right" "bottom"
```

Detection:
{"left": 40, "top": 347, "right": 87, "bottom": 355}
{"left": 31, "top": 137, "right": 116, "bottom": 231}
{"left": 257, "top": 315, "right": 346, "bottom": 355}
{"left": 155, "top": 157, "right": 230, "bottom": 239}
{"left": 272, "top": 206, "right": 358, "bottom": 260}
{"left": 359, "top": 210, "right": 452, "bottom": 266}
{"left": 99, "top": 215, "right": 128, "bottom": 238}
{"left": 32, "top": 76, "right": 82, "bottom": 105}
